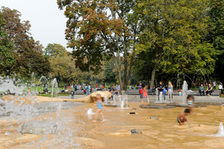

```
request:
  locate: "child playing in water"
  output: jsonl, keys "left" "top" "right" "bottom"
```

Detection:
{"left": 177, "top": 108, "right": 191, "bottom": 125}
{"left": 186, "top": 95, "right": 195, "bottom": 107}
{"left": 96, "top": 94, "right": 104, "bottom": 122}
{"left": 141, "top": 85, "right": 149, "bottom": 104}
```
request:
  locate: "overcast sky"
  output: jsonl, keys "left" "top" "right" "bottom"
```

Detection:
{"left": 0, "top": 0, "right": 68, "bottom": 49}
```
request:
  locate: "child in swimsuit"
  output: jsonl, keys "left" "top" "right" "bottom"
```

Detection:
{"left": 141, "top": 85, "right": 149, "bottom": 104}
{"left": 96, "top": 94, "right": 104, "bottom": 122}
{"left": 186, "top": 95, "right": 195, "bottom": 107}
{"left": 177, "top": 108, "right": 191, "bottom": 125}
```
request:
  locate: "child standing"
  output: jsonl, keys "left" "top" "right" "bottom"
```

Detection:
{"left": 142, "top": 85, "right": 149, "bottom": 104}
{"left": 162, "top": 87, "right": 167, "bottom": 101}
{"left": 139, "top": 86, "right": 143, "bottom": 100}
{"left": 96, "top": 94, "right": 104, "bottom": 122}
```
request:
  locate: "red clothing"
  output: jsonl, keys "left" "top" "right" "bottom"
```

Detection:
{"left": 139, "top": 88, "right": 143, "bottom": 94}
{"left": 143, "top": 89, "right": 148, "bottom": 97}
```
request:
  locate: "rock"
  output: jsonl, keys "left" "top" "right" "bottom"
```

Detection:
{"left": 149, "top": 116, "right": 158, "bottom": 120}
{"left": 130, "top": 129, "right": 141, "bottom": 134}
{"left": 129, "top": 112, "right": 135, "bottom": 114}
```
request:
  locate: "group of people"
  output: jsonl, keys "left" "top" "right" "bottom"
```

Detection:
{"left": 94, "top": 89, "right": 195, "bottom": 124}
{"left": 199, "top": 82, "right": 223, "bottom": 96}
{"left": 138, "top": 81, "right": 174, "bottom": 103}
{"left": 67, "top": 83, "right": 106, "bottom": 98}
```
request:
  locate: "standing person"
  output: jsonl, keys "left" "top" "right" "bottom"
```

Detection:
{"left": 116, "top": 84, "right": 120, "bottom": 95}
{"left": 88, "top": 84, "right": 91, "bottom": 95}
{"left": 142, "top": 85, "right": 149, "bottom": 104}
{"left": 162, "top": 87, "right": 167, "bottom": 101}
{"left": 71, "top": 90, "right": 75, "bottom": 99}
{"left": 168, "top": 81, "right": 173, "bottom": 101}
{"left": 213, "top": 81, "right": 217, "bottom": 90}
{"left": 138, "top": 83, "right": 142, "bottom": 90}
{"left": 95, "top": 94, "right": 104, "bottom": 122}
{"left": 219, "top": 82, "right": 223, "bottom": 95}
{"left": 139, "top": 86, "right": 143, "bottom": 100}
{"left": 157, "top": 81, "right": 164, "bottom": 101}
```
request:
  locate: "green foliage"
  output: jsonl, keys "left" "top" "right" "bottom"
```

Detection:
{"left": 0, "top": 12, "right": 16, "bottom": 76}
{"left": 135, "top": 0, "right": 216, "bottom": 78}
{"left": 44, "top": 43, "right": 67, "bottom": 57}
{"left": 0, "top": 7, "right": 50, "bottom": 78}
{"left": 57, "top": 0, "right": 139, "bottom": 89}
{"left": 103, "top": 58, "right": 117, "bottom": 83}
{"left": 209, "top": 0, "right": 224, "bottom": 82}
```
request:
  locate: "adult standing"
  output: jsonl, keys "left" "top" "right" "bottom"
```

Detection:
{"left": 116, "top": 84, "right": 120, "bottom": 95}
{"left": 213, "top": 81, "right": 217, "bottom": 90}
{"left": 157, "top": 81, "right": 164, "bottom": 101}
{"left": 219, "top": 82, "right": 223, "bottom": 95}
{"left": 168, "top": 81, "right": 173, "bottom": 101}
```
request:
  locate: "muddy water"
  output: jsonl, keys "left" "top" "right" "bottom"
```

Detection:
{"left": 1, "top": 103, "right": 224, "bottom": 149}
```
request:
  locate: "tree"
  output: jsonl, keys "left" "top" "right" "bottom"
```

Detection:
{"left": 103, "top": 58, "right": 117, "bottom": 84}
{"left": 57, "top": 0, "right": 139, "bottom": 90}
{"left": 209, "top": 0, "right": 224, "bottom": 82}
{"left": 135, "top": 0, "right": 216, "bottom": 88}
{"left": 44, "top": 43, "right": 67, "bottom": 57}
{"left": 1, "top": 7, "right": 50, "bottom": 77}
{"left": 49, "top": 53, "right": 82, "bottom": 83}
{"left": 0, "top": 12, "right": 16, "bottom": 76}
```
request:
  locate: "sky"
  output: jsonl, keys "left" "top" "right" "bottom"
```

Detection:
{"left": 0, "top": 0, "right": 68, "bottom": 49}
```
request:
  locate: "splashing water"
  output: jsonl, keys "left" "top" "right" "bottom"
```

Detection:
{"left": 87, "top": 108, "right": 95, "bottom": 115}
{"left": 182, "top": 80, "right": 188, "bottom": 104}
{"left": 36, "top": 76, "right": 49, "bottom": 94}
{"left": 0, "top": 76, "right": 83, "bottom": 148}
{"left": 215, "top": 122, "right": 224, "bottom": 137}
{"left": 0, "top": 76, "right": 25, "bottom": 95}
{"left": 51, "top": 78, "right": 59, "bottom": 98}
{"left": 119, "top": 95, "right": 129, "bottom": 109}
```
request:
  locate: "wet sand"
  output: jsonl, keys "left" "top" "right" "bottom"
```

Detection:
{"left": 1, "top": 102, "right": 224, "bottom": 148}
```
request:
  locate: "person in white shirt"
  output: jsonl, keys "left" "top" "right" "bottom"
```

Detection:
{"left": 219, "top": 83, "right": 223, "bottom": 95}
{"left": 219, "top": 83, "right": 223, "bottom": 90}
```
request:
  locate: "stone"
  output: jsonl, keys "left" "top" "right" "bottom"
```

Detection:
{"left": 130, "top": 129, "right": 141, "bottom": 134}
{"left": 149, "top": 116, "right": 158, "bottom": 120}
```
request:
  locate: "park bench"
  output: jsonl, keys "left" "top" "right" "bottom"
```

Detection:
{"left": 75, "top": 90, "right": 84, "bottom": 95}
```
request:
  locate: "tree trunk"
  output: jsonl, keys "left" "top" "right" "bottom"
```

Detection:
{"left": 150, "top": 66, "right": 156, "bottom": 89}
{"left": 117, "top": 53, "right": 123, "bottom": 91}
{"left": 123, "top": 36, "right": 128, "bottom": 91}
